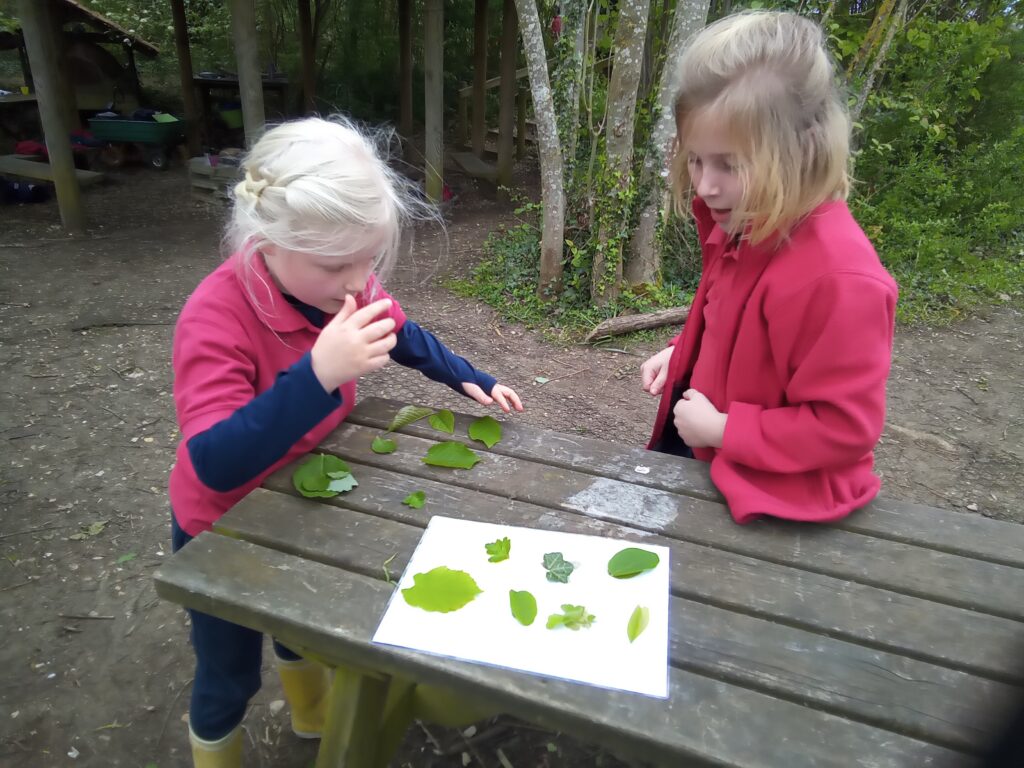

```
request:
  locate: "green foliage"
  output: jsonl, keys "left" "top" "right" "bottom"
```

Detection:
{"left": 402, "top": 490, "right": 426, "bottom": 509}
{"left": 485, "top": 536, "right": 511, "bottom": 563}
{"left": 468, "top": 415, "right": 502, "bottom": 448}
{"left": 509, "top": 589, "right": 537, "bottom": 626}
{"left": 545, "top": 603, "right": 596, "bottom": 631}
{"left": 607, "top": 547, "right": 660, "bottom": 579}
{"left": 401, "top": 566, "right": 482, "bottom": 613}
{"left": 627, "top": 605, "right": 650, "bottom": 643}
{"left": 421, "top": 441, "right": 481, "bottom": 469}
{"left": 542, "top": 551, "right": 574, "bottom": 583}
{"left": 371, "top": 436, "right": 397, "bottom": 454}
{"left": 292, "top": 454, "right": 357, "bottom": 498}
{"left": 428, "top": 409, "right": 456, "bottom": 435}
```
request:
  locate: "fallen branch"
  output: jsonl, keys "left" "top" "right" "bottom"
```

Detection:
{"left": 585, "top": 306, "right": 689, "bottom": 342}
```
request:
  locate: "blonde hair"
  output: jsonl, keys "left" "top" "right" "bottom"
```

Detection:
{"left": 669, "top": 11, "right": 850, "bottom": 243}
{"left": 225, "top": 116, "right": 438, "bottom": 297}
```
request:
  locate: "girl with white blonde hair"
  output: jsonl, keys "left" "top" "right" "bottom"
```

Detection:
{"left": 641, "top": 11, "right": 898, "bottom": 525}
{"left": 169, "top": 116, "right": 522, "bottom": 767}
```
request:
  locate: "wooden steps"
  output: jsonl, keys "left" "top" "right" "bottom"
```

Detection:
{"left": 449, "top": 151, "right": 498, "bottom": 182}
{"left": 0, "top": 154, "right": 104, "bottom": 186}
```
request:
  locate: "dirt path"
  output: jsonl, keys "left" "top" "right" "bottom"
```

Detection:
{"left": 1, "top": 169, "right": 1020, "bottom": 767}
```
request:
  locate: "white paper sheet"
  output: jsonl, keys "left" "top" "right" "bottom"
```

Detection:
{"left": 372, "top": 516, "right": 670, "bottom": 698}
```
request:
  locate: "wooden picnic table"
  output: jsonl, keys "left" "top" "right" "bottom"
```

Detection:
{"left": 155, "top": 396, "right": 1024, "bottom": 768}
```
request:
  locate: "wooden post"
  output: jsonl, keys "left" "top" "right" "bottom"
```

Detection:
{"left": 398, "top": 0, "right": 413, "bottom": 137}
{"left": 170, "top": 0, "right": 201, "bottom": 155}
{"left": 47, "top": 0, "right": 79, "bottom": 131}
{"left": 124, "top": 44, "right": 144, "bottom": 104}
{"left": 497, "top": 0, "right": 518, "bottom": 188}
{"left": 18, "top": 40, "right": 34, "bottom": 92}
{"left": 516, "top": 86, "right": 527, "bottom": 159}
{"left": 423, "top": 0, "right": 443, "bottom": 201}
{"left": 458, "top": 94, "right": 469, "bottom": 147}
{"left": 297, "top": 0, "right": 317, "bottom": 114}
{"left": 228, "top": 0, "right": 265, "bottom": 147}
{"left": 471, "top": 0, "right": 489, "bottom": 157}
{"left": 18, "top": 0, "right": 84, "bottom": 232}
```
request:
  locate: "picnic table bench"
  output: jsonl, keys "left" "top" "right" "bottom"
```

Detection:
{"left": 155, "top": 396, "right": 1024, "bottom": 768}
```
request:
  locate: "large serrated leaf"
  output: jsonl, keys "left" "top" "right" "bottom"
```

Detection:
{"left": 428, "top": 409, "right": 455, "bottom": 434}
{"left": 401, "top": 566, "right": 482, "bottom": 613}
{"left": 468, "top": 415, "right": 502, "bottom": 448}
{"left": 421, "top": 441, "right": 481, "bottom": 469}
{"left": 386, "top": 405, "right": 434, "bottom": 433}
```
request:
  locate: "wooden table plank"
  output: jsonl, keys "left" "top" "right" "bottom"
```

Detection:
{"left": 259, "top": 463, "right": 1024, "bottom": 684}
{"left": 349, "top": 397, "right": 1024, "bottom": 568}
{"left": 219, "top": 488, "right": 1019, "bottom": 752}
{"left": 156, "top": 533, "right": 973, "bottom": 768}
{"left": 322, "top": 422, "right": 1024, "bottom": 622}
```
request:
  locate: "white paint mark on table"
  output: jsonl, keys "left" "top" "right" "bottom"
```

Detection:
{"left": 563, "top": 477, "right": 678, "bottom": 531}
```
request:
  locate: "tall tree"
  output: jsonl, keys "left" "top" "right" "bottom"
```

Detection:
{"left": 592, "top": 0, "right": 651, "bottom": 305}
{"left": 625, "top": 0, "right": 711, "bottom": 287}
{"left": 514, "top": 0, "right": 566, "bottom": 297}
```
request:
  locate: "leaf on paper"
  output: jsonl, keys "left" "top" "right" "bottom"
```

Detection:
{"left": 386, "top": 405, "right": 434, "bottom": 432}
{"left": 403, "top": 491, "right": 426, "bottom": 509}
{"left": 468, "top": 415, "right": 502, "bottom": 448}
{"left": 607, "top": 547, "right": 660, "bottom": 579}
{"left": 371, "top": 436, "right": 397, "bottom": 454}
{"left": 546, "top": 604, "right": 595, "bottom": 631}
{"left": 542, "top": 552, "right": 574, "bottom": 583}
{"left": 485, "top": 537, "right": 511, "bottom": 563}
{"left": 428, "top": 409, "right": 455, "bottom": 434}
{"left": 401, "top": 566, "right": 482, "bottom": 613}
{"left": 627, "top": 605, "right": 650, "bottom": 643}
{"left": 422, "top": 441, "right": 481, "bottom": 469}
{"left": 509, "top": 589, "right": 537, "bottom": 626}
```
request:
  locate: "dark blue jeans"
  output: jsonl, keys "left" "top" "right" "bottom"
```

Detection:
{"left": 172, "top": 514, "right": 301, "bottom": 740}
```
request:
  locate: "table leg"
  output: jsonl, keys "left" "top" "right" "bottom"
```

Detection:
{"left": 315, "top": 667, "right": 390, "bottom": 768}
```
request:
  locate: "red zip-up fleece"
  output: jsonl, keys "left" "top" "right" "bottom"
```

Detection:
{"left": 649, "top": 197, "right": 898, "bottom": 524}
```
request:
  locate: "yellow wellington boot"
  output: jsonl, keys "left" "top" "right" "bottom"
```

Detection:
{"left": 189, "top": 725, "right": 242, "bottom": 768}
{"left": 277, "top": 656, "right": 331, "bottom": 738}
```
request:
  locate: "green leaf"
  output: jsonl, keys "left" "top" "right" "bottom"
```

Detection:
{"left": 371, "top": 436, "right": 397, "bottom": 454}
{"left": 627, "top": 605, "right": 650, "bottom": 643}
{"left": 116, "top": 553, "right": 137, "bottom": 565}
{"left": 326, "top": 474, "right": 358, "bottom": 493}
{"left": 509, "top": 589, "right": 537, "bottom": 626}
{"left": 403, "top": 490, "right": 426, "bottom": 509}
{"left": 293, "top": 454, "right": 355, "bottom": 498}
{"left": 545, "top": 604, "right": 595, "bottom": 631}
{"left": 401, "top": 566, "right": 482, "bottom": 613}
{"left": 422, "top": 441, "right": 481, "bottom": 469}
{"left": 542, "top": 552, "right": 574, "bottom": 583}
{"left": 485, "top": 537, "right": 511, "bottom": 563}
{"left": 386, "top": 405, "right": 434, "bottom": 432}
{"left": 607, "top": 547, "right": 660, "bottom": 579}
{"left": 428, "top": 409, "right": 455, "bottom": 434}
{"left": 468, "top": 415, "right": 502, "bottom": 448}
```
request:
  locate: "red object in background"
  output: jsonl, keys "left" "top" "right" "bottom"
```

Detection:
{"left": 551, "top": 14, "right": 563, "bottom": 39}
{"left": 15, "top": 129, "right": 100, "bottom": 160}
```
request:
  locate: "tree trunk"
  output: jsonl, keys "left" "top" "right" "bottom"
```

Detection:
{"left": 170, "top": 0, "right": 201, "bottom": 154}
{"left": 552, "top": 0, "right": 587, "bottom": 181}
{"left": 398, "top": 0, "right": 413, "bottom": 137}
{"left": 497, "top": 0, "right": 519, "bottom": 188}
{"left": 472, "top": 0, "right": 489, "bottom": 156}
{"left": 424, "top": 0, "right": 444, "bottom": 201}
{"left": 592, "top": 0, "right": 651, "bottom": 306}
{"left": 850, "top": 0, "right": 908, "bottom": 126}
{"left": 625, "top": 0, "right": 711, "bottom": 288}
{"left": 297, "top": 0, "right": 316, "bottom": 114}
{"left": 847, "top": 0, "right": 897, "bottom": 81}
{"left": 514, "top": 0, "right": 566, "bottom": 298}
{"left": 584, "top": 305, "right": 690, "bottom": 341}
{"left": 228, "top": 0, "right": 266, "bottom": 147}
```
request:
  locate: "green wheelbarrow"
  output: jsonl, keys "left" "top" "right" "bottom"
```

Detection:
{"left": 88, "top": 116, "right": 186, "bottom": 171}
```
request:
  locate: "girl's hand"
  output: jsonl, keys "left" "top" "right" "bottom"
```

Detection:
{"left": 311, "top": 296, "right": 397, "bottom": 392}
{"left": 640, "top": 347, "right": 674, "bottom": 396}
{"left": 673, "top": 388, "right": 727, "bottom": 448}
{"left": 462, "top": 382, "right": 524, "bottom": 414}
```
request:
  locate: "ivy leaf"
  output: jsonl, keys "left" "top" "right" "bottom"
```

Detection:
{"left": 403, "top": 490, "right": 426, "bottom": 509}
{"left": 485, "top": 537, "right": 511, "bottom": 563}
{"left": 326, "top": 474, "right": 358, "bottom": 493}
{"left": 428, "top": 409, "right": 455, "bottom": 434}
{"left": 509, "top": 589, "right": 537, "bottom": 626}
{"left": 542, "top": 552, "right": 574, "bottom": 583}
{"left": 386, "top": 405, "right": 434, "bottom": 433}
{"left": 607, "top": 547, "right": 660, "bottom": 579}
{"left": 546, "top": 604, "right": 595, "bottom": 631}
{"left": 371, "top": 436, "right": 397, "bottom": 454}
{"left": 401, "top": 566, "right": 482, "bottom": 613}
{"left": 422, "top": 441, "right": 481, "bottom": 469}
{"left": 468, "top": 415, "right": 502, "bottom": 448}
{"left": 627, "top": 605, "right": 650, "bottom": 643}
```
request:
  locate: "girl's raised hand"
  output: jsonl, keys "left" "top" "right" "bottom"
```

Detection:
{"left": 311, "top": 296, "right": 397, "bottom": 393}
{"left": 641, "top": 347, "right": 674, "bottom": 396}
{"left": 462, "top": 382, "right": 524, "bottom": 414}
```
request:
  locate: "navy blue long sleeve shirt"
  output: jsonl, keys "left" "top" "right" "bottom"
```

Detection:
{"left": 187, "top": 299, "right": 497, "bottom": 493}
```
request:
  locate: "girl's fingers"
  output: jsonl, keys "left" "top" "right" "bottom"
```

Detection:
{"left": 343, "top": 298, "right": 394, "bottom": 329}
{"left": 503, "top": 388, "right": 524, "bottom": 411}
{"left": 492, "top": 390, "right": 511, "bottom": 413}
{"left": 359, "top": 317, "right": 397, "bottom": 342}
{"left": 365, "top": 335, "right": 397, "bottom": 358}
